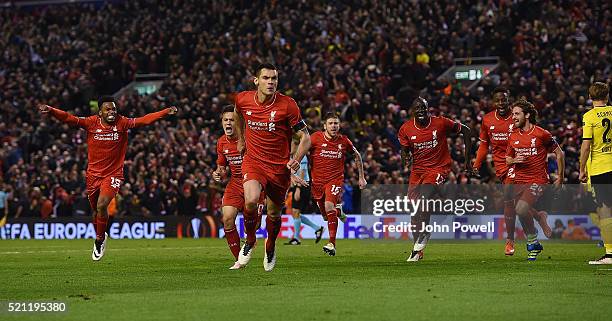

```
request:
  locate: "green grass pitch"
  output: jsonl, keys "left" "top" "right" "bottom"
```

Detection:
{"left": 1, "top": 238, "right": 611, "bottom": 321}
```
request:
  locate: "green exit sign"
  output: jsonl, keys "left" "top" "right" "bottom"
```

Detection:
{"left": 134, "top": 84, "right": 159, "bottom": 95}
{"left": 455, "top": 68, "right": 486, "bottom": 81}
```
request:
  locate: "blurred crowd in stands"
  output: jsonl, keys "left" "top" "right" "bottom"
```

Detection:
{"left": 0, "top": 0, "right": 610, "bottom": 218}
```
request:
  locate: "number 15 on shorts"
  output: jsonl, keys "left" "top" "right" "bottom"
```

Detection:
{"left": 110, "top": 177, "right": 122, "bottom": 189}
{"left": 331, "top": 184, "right": 342, "bottom": 196}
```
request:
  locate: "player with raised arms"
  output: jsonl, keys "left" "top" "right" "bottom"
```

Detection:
{"left": 38, "top": 96, "right": 177, "bottom": 261}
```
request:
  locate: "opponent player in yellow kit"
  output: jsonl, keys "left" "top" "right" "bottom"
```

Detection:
{"left": 579, "top": 82, "right": 612, "bottom": 265}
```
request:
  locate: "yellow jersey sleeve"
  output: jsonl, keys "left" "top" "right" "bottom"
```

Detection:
{"left": 582, "top": 110, "right": 594, "bottom": 139}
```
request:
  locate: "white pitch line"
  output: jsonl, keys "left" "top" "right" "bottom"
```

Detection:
{"left": 0, "top": 246, "right": 226, "bottom": 255}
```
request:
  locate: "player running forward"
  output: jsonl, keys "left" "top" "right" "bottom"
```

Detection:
{"left": 309, "top": 112, "right": 367, "bottom": 256}
{"left": 212, "top": 105, "right": 265, "bottom": 270}
{"left": 506, "top": 98, "right": 564, "bottom": 261}
{"left": 398, "top": 97, "right": 472, "bottom": 262}
{"left": 473, "top": 87, "right": 551, "bottom": 256}
{"left": 234, "top": 63, "right": 311, "bottom": 272}
{"left": 579, "top": 82, "right": 612, "bottom": 265}
{"left": 38, "top": 96, "right": 177, "bottom": 261}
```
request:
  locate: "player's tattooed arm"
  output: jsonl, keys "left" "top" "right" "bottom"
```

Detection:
{"left": 287, "top": 122, "right": 311, "bottom": 173}
{"left": 401, "top": 147, "right": 412, "bottom": 173}
{"left": 352, "top": 146, "right": 367, "bottom": 189}
{"left": 291, "top": 174, "right": 309, "bottom": 187}
{"left": 506, "top": 154, "right": 526, "bottom": 165}
{"left": 234, "top": 106, "right": 246, "bottom": 154}
{"left": 459, "top": 123, "right": 473, "bottom": 173}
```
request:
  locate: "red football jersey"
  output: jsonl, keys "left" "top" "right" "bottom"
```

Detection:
{"left": 77, "top": 115, "right": 135, "bottom": 178}
{"left": 506, "top": 125, "right": 559, "bottom": 184}
{"left": 398, "top": 116, "right": 460, "bottom": 172}
{"left": 48, "top": 107, "right": 170, "bottom": 179}
{"left": 216, "top": 134, "right": 243, "bottom": 187}
{"left": 309, "top": 131, "right": 354, "bottom": 185}
{"left": 235, "top": 91, "right": 303, "bottom": 169}
{"left": 479, "top": 110, "right": 514, "bottom": 176}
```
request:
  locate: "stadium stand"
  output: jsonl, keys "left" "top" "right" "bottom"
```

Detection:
{"left": 0, "top": 0, "right": 610, "bottom": 217}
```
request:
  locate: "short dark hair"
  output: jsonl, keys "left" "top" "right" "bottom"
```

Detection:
{"left": 589, "top": 82, "right": 609, "bottom": 101}
{"left": 323, "top": 112, "right": 340, "bottom": 122}
{"left": 98, "top": 96, "right": 116, "bottom": 109}
{"left": 255, "top": 63, "right": 277, "bottom": 77}
{"left": 221, "top": 105, "right": 235, "bottom": 116}
{"left": 512, "top": 98, "right": 537, "bottom": 123}
{"left": 492, "top": 86, "right": 510, "bottom": 97}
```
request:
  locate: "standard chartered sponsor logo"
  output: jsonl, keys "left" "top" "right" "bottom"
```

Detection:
{"left": 491, "top": 132, "right": 508, "bottom": 140}
{"left": 226, "top": 155, "right": 242, "bottom": 165}
{"left": 93, "top": 133, "right": 119, "bottom": 141}
{"left": 414, "top": 139, "right": 438, "bottom": 150}
{"left": 247, "top": 119, "right": 275, "bottom": 131}
{"left": 319, "top": 149, "right": 342, "bottom": 159}
{"left": 515, "top": 147, "right": 538, "bottom": 156}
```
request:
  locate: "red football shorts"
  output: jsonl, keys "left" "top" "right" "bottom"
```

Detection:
{"left": 222, "top": 180, "right": 245, "bottom": 210}
{"left": 499, "top": 168, "right": 514, "bottom": 184}
{"left": 513, "top": 183, "right": 544, "bottom": 206}
{"left": 86, "top": 175, "right": 122, "bottom": 210}
{"left": 242, "top": 162, "right": 290, "bottom": 207}
{"left": 222, "top": 180, "right": 266, "bottom": 212}
{"left": 312, "top": 179, "right": 344, "bottom": 213}
{"left": 408, "top": 170, "right": 448, "bottom": 199}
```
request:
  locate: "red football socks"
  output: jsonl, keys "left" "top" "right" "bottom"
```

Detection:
{"left": 326, "top": 210, "right": 338, "bottom": 245}
{"left": 503, "top": 200, "right": 516, "bottom": 241}
{"left": 244, "top": 206, "right": 258, "bottom": 246}
{"left": 224, "top": 227, "right": 240, "bottom": 259}
{"left": 94, "top": 215, "right": 108, "bottom": 241}
{"left": 265, "top": 215, "right": 281, "bottom": 253}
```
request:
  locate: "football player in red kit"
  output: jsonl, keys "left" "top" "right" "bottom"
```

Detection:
{"left": 213, "top": 106, "right": 265, "bottom": 270}
{"left": 309, "top": 112, "right": 367, "bottom": 256}
{"left": 473, "top": 87, "right": 551, "bottom": 256}
{"left": 506, "top": 98, "right": 564, "bottom": 261}
{"left": 39, "top": 96, "right": 176, "bottom": 261}
{"left": 398, "top": 97, "right": 472, "bottom": 262}
{"left": 234, "top": 63, "right": 311, "bottom": 271}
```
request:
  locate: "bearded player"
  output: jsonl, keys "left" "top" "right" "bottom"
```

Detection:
{"left": 473, "top": 87, "right": 551, "bottom": 256}
{"left": 398, "top": 97, "right": 473, "bottom": 262}
{"left": 506, "top": 99, "right": 564, "bottom": 261}
{"left": 234, "top": 63, "right": 311, "bottom": 272}
{"left": 212, "top": 105, "right": 265, "bottom": 270}
{"left": 309, "top": 112, "right": 367, "bottom": 256}
{"left": 38, "top": 97, "right": 177, "bottom": 261}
